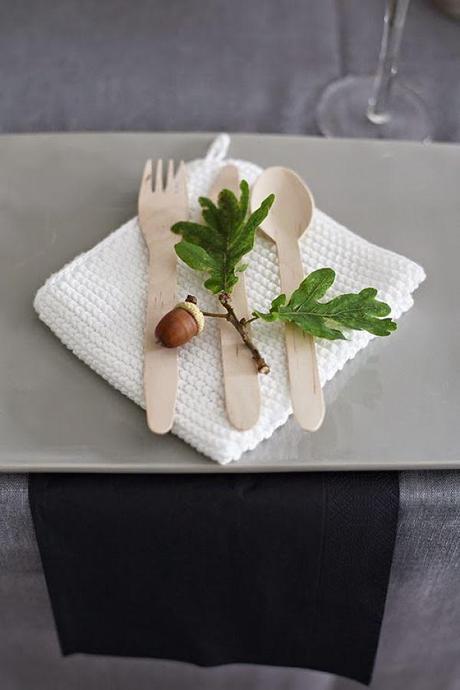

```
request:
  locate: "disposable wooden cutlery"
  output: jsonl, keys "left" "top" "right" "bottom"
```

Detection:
{"left": 209, "top": 166, "right": 261, "bottom": 430}
{"left": 251, "top": 167, "right": 325, "bottom": 431}
{"left": 138, "top": 159, "right": 188, "bottom": 434}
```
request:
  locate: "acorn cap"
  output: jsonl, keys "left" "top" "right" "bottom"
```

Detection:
{"left": 176, "top": 301, "right": 205, "bottom": 334}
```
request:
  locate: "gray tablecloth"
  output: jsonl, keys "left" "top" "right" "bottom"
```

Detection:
{"left": 0, "top": 0, "right": 459, "bottom": 141}
{"left": 1, "top": 472, "right": 459, "bottom": 690}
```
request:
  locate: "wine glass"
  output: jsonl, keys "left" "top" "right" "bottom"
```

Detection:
{"left": 316, "top": 0, "right": 432, "bottom": 141}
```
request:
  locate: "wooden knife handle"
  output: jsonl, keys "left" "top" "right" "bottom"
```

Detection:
{"left": 219, "top": 274, "right": 261, "bottom": 430}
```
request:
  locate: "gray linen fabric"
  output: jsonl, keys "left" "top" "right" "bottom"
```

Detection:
{"left": 1, "top": 472, "right": 459, "bottom": 690}
{"left": 0, "top": 0, "right": 459, "bottom": 141}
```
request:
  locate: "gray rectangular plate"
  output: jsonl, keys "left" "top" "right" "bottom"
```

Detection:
{"left": 1, "top": 132, "right": 458, "bottom": 472}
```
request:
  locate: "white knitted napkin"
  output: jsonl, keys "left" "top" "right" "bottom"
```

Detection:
{"left": 34, "top": 134, "right": 425, "bottom": 464}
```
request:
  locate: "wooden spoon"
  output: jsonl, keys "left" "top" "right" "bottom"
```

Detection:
{"left": 251, "top": 167, "right": 325, "bottom": 431}
{"left": 209, "top": 165, "right": 261, "bottom": 430}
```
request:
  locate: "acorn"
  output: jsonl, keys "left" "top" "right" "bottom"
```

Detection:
{"left": 155, "top": 300, "right": 204, "bottom": 348}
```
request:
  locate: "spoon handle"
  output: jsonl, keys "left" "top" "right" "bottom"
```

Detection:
{"left": 210, "top": 165, "right": 261, "bottom": 430}
{"left": 277, "top": 240, "right": 325, "bottom": 431}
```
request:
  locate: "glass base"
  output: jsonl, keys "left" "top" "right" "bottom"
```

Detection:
{"left": 316, "top": 76, "right": 432, "bottom": 141}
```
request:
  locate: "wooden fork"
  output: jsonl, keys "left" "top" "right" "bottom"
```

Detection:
{"left": 138, "top": 159, "right": 188, "bottom": 434}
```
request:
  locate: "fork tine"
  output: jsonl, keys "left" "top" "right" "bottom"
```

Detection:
{"left": 166, "top": 159, "right": 174, "bottom": 189}
{"left": 140, "top": 159, "right": 153, "bottom": 192}
{"left": 154, "top": 159, "right": 163, "bottom": 192}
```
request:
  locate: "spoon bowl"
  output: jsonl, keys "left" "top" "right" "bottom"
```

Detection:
{"left": 251, "top": 166, "right": 315, "bottom": 243}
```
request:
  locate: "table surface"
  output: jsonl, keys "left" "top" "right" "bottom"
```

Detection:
{"left": 0, "top": 132, "right": 458, "bottom": 473}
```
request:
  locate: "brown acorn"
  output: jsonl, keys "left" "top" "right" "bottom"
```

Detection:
{"left": 155, "top": 302, "right": 204, "bottom": 348}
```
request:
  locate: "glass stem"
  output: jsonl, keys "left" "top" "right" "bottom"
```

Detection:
{"left": 367, "top": 0, "right": 411, "bottom": 124}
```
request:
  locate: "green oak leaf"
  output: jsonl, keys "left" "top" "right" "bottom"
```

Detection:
{"left": 254, "top": 268, "right": 397, "bottom": 340}
{"left": 172, "top": 180, "right": 274, "bottom": 294}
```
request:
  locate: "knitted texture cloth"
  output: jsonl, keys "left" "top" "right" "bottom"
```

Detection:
{"left": 34, "top": 135, "right": 426, "bottom": 464}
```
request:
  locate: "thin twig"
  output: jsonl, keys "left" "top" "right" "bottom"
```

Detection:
{"left": 241, "top": 315, "right": 259, "bottom": 325}
{"left": 218, "top": 293, "right": 270, "bottom": 374}
{"left": 186, "top": 293, "right": 270, "bottom": 374}
{"left": 202, "top": 311, "right": 229, "bottom": 319}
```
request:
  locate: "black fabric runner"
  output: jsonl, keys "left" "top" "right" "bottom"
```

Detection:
{"left": 29, "top": 472, "right": 398, "bottom": 685}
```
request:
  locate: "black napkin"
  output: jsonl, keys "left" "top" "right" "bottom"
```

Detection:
{"left": 29, "top": 472, "right": 398, "bottom": 685}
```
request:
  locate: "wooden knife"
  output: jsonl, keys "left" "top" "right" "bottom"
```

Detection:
{"left": 209, "top": 165, "right": 261, "bottom": 430}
